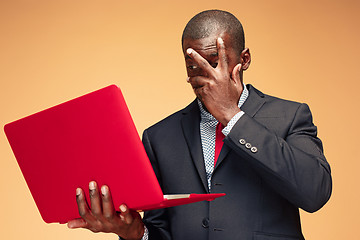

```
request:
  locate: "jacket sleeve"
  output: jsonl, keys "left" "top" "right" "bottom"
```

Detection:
{"left": 224, "top": 103, "right": 332, "bottom": 213}
{"left": 141, "top": 130, "right": 172, "bottom": 240}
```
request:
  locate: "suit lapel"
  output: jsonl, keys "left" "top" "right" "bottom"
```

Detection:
{"left": 181, "top": 101, "right": 209, "bottom": 193}
{"left": 214, "top": 84, "right": 266, "bottom": 170}
{"left": 241, "top": 84, "right": 266, "bottom": 118}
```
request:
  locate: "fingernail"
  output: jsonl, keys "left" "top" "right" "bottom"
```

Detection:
{"left": 120, "top": 204, "right": 127, "bottom": 212}
{"left": 187, "top": 48, "right": 193, "bottom": 55}
{"left": 218, "top": 37, "right": 224, "bottom": 45}
{"left": 76, "top": 188, "right": 81, "bottom": 196}
{"left": 89, "top": 181, "right": 96, "bottom": 190}
{"left": 186, "top": 77, "right": 190, "bottom": 83}
{"left": 101, "top": 185, "right": 107, "bottom": 195}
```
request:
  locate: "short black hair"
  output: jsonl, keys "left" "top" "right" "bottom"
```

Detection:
{"left": 182, "top": 10, "right": 245, "bottom": 54}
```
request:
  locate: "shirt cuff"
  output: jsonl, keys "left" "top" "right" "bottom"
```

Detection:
{"left": 142, "top": 225, "right": 149, "bottom": 240}
{"left": 222, "top": 111, "right": 245, "bottom": 136}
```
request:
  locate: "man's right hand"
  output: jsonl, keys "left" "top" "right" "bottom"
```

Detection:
{"left": 186, "top": 37, "right": 243, "bottom": 126}
{"left": 67, "top": 181, "right": 145, "bottom": 240}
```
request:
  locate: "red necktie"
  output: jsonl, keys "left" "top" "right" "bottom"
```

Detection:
{"left": 214, "top": 122, "right": 225, "bottom": 166}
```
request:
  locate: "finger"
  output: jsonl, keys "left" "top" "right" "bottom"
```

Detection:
{"left": 188, "top": 76, "right": 209, "bottom": 89}
{"left": 119, "top": 204, "right": 133, "bottom": 225}
{"left": 217, "top": 37, "right": 228, "bottom": 69}
{"left": 101, "top": 185, "right": 116, "bottom": 221}
{"left": 89, "top": 181, "right": 103, "bottom": 218}
{"left": 186, "top": 48, "right": 214, "bottom": 75}
{"left": 231, "top": 63, "right": 242, "bottom": 84}
{"left": 67, "top": 218, "right": 88, "bottom": 229}
{"left": 76, "top": 187, "right": 96, "bottom": 223}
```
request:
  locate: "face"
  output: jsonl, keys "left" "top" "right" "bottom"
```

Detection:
{"left": 182, "top": 32, "right": 241, "bottom": 78}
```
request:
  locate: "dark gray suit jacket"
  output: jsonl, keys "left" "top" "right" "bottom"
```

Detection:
{"left": 141, "top": 85, "right": 332, "bottom": 240}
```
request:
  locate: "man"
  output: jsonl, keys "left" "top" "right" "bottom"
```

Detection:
{"left": 67, "top": 10, "right": 332, "bottom": 240}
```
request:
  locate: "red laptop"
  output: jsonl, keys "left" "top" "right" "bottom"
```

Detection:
{"left": 4, "top": 85, "right": 225, "bottom": 224}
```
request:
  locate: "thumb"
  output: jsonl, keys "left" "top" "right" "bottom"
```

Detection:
{"left": 119, "top": 204, "right": 134, "bottom": 225}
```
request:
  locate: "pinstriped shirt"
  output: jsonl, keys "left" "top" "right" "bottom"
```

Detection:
{"left": 198, "top": 84, "right": 249, "bottom": 190}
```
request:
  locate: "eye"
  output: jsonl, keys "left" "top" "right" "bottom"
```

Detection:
{"left": 187, "top": 65, "right": 198, "bottom": 70}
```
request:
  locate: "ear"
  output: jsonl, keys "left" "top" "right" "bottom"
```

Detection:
{"left": 231, "top": 63, "right": 242, "bottom": 85}
{"left": 240, "top": 48, "right": 251, "bottom": 71}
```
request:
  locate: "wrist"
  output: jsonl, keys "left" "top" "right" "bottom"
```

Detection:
{"left": 219, "top": 107, "right": 241, "bottom": 126}
{"left": 117, "top": 223, "right": 145, "bottom": 240}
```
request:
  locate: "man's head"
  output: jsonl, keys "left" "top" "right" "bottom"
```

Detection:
{"left": 182, "top": 10, "right": 245, "bottom": 58}
{"left": 182, "top": 10, "right": 250, "bottom": 80}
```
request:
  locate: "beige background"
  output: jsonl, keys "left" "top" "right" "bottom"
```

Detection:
{"left": 1, "top": 0, "right": 359, "bottom": 239}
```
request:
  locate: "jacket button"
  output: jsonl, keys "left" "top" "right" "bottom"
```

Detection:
{"left": 251, "top": 146, "right": 258, "bottom": 153}
{"left": 239, "top": 139, "right": 246, "bottom": 145}
{"left": 245, "top": 142, "right": 252, "bottom": 149}
{"left": 202, "top": 218, "right": 209, "bottom": 228}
